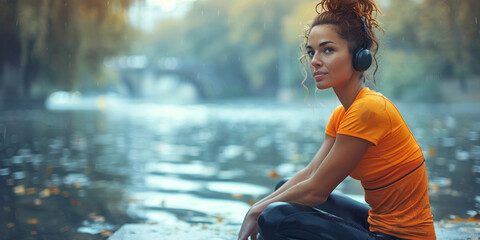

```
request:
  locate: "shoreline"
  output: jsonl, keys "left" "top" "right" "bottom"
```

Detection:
{"left": 108, "top": 221, "right": 480, "bottom": 240}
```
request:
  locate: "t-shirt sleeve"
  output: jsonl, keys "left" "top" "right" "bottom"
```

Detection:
{"left": 337, "top": 98, "right": 391, "bottom": 146}
{"left": 325, "top": 105, "right": 344, "bottom": 138}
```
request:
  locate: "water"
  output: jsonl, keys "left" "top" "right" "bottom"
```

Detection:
{"left": 0, "top": 97, "right": 479, "bottom": 239}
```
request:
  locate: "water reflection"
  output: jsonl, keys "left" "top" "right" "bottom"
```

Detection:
{"left": 0, "top": 99, "right": 479, "bottom": 239}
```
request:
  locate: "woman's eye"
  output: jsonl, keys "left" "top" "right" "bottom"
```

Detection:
{"left": 307, "top": 51, "right": 315, "bottom": 58}
{"left": 324, "top": 47, "right": 334, "bottom": 53}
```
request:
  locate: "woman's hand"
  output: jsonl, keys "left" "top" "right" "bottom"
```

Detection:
{"left": 238, "top": 206, "right": 262, "bottom": 240}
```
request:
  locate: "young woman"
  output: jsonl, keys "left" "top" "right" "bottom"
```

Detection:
{"left": 238, "top": 0, "right": 436, "bottom": 239}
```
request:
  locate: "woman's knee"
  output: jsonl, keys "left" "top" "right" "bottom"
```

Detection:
{"left": 258, "top": 202, "right": 316, "bottom": 239}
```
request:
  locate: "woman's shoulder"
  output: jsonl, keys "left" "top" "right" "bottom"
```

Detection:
{"left": 353, "top": 90, "right": 389, "bottom": 112}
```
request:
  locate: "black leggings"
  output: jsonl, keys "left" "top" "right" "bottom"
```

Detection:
{"left": 257, "top": 180, "right": 403, "bottom": 240}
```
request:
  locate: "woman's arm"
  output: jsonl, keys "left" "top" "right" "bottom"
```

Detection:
{"left": 252, "top": 134, "right": 336, "bottom": 208}
{"left": 238, "top": 134, "right": 336, "bottom": 240}
{"left": 253, "top": 134, "right": 371, "bottom": 209}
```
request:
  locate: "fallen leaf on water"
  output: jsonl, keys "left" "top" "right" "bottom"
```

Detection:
{"left": 31, "top": 231, "right": 38, "bottom": 235}
{"left": 126, "top": 198, "right": 140, "bottom": 203}
{"left": 49, "top": 187, "right": 60, "bottom": 195}
{"left": 231, "top": 193, "right": 243, "bottom": 199}
{"left": 100, "top": 230, "right": 113, "bottom": 236}
{"left": 46, "top": 167, "right": 53, "bottom": 175}
{"left": 14, "top": 185, "right": 25, "bottom": 196}
{"left": 7, "top": 179, "right": 13, "bottom": 186}
{"left": 27, "top": 187, "right": 36, "bottom": 195}
{"left": 268, "top": 170, "right": 280, "bottom": 179}
{"left": 70, "top": 199, "right": 81, "bottom": 206}
{"left": 147, "top": 222, "right": 158, "bottom": 225}
{"left": 215, "top": 216, "right": 224, "bottom": 223}
{"left": 27, "top": 219, "right": 38, "bottom": 225}
{"left": 291, "top": 154, "right": 301, "bottom": 163}
{"left": 444, "top": 216, "right": 480, "bottom": 223}
{"left": 34, "top": 198, "right": 42, "bottom": 206}
{"left": 39, "top": 189, "right": 50, "bottom": 198}
{"left": 7, "top": 222, "right": 14, "bottom": 228}
{"left": 62, "top": 191, "right": 69, "bottom": 198}
{"left": 427, "top": 148, "right": 437, "bottom": 157}
{"left": 428, "top": 183, "right": 440, "bottom": 191}
{"left": 201, "top": 224, "right": 207, "bottom": 230}
{"left": 74, "top": 182, "right": 81, "bottom": 189}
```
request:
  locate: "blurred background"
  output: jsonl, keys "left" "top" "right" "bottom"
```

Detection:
{"left": 0, "top": 0, "right": 479, "bottom": 239}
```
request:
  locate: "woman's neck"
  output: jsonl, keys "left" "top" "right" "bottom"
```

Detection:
{"left": 333, "top": 76, "right": 365, "bottom": 111}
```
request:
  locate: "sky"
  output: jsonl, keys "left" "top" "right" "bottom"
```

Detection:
{"left": 129, "top": 0, "right": 198, "bottom": 31}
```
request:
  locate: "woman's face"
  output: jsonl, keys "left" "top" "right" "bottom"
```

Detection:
{"left": 306, "top": 24, "right": 355, "bottom": 90}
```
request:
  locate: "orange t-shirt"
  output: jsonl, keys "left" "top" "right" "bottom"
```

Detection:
{"left": 325, "top": 88, "right": 436, "bottom": 239}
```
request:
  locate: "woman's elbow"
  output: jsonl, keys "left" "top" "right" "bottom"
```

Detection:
{"left": 303, "top": 181, "right": 328, "bottom": 206}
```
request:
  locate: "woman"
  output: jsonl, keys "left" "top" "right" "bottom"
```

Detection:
{"left": 238, "top": 0, "right": 436, "bottom": 239}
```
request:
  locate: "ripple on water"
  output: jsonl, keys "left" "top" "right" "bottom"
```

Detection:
{"left": 127, "top": 192, "right": 250, "bottom": 224}
{"left": 145, "top": 162, "right": 218, "bottom": 177}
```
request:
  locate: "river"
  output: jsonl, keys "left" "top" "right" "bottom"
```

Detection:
{"left": 1, "top": 96, "right": 479, "bottom": 239}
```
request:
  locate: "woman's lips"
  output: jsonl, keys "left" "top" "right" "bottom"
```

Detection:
{"left": 313, "top": 71, "right": 327, "bottom": 80}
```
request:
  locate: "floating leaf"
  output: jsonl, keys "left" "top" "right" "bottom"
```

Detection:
{"left": 125, "top": 198, "right": 139, "bottom": 203}
{"left": 31, "top": 231, "right": 38, "bottom": 235}
{"left": 427, "top": 148, "right": 437, "bottom": 157}
{"left": 7, "top": 222, "right": 15, "bottom": 228}
{"left": 27, "top": 187, "right": 37, "bottom": 195}
{"left": 14, "top": 185, "right": 25, "bottom": 196}
{"left": 74, "top": 182, "right": 81, "bottom": 189}
{"left": 100, "top": 230, "right": 113, "bottom": 236}
{"left": 6, "top": 179, "right": 13, "bottom": 186}
{"left": 39, "top": 189, "right": 50, "bottom": 198}
{"left": 70, "top": 199, "right": 81, "bottom": 206}
{"left": 444, "top": 216, "right": 480, "bottom": 222}
{"left": 291, "top": 154, "right": 301, "bottom": 162}
{"left": 62, "top": 191, "right": 69, "bottom": 198}
{"left": 49, "top": 187, "right": 60, "bottom": 195}
{"left": 27, "top": 219, "right": 38, "bottom": 225}
{"left": 268, "top": 170, "right": 280, "bottom": 179}
{"left": 46, "top": 167, "right": 53, "bottom": 175}
{"left": 215, "top": 216, "right": 224, "bottom": 223}
{"left": 231, "top": 193, "right": 243, "bottom": 199}
{"left": 34, "top": 198, "right": 42, "bottom": 206}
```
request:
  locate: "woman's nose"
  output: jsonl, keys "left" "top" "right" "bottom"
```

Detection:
{"left": 310, "top": 54, "right": 322, "bottom": 67}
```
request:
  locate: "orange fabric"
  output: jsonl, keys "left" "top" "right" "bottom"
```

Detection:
{"left": 325, "top": 88, "right": 436, "bottom": 239}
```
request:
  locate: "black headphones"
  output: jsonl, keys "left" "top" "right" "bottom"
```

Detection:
{"left": 352, "top": 17, "right": 372, "bottom": 72}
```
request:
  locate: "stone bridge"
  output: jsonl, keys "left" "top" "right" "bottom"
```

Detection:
{"left": 107, "top": 56, "right": 221, "bottom": 99}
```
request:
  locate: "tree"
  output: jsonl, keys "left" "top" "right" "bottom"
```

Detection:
{"left": 0, "top": 0, "right": 138, "bottom": 101}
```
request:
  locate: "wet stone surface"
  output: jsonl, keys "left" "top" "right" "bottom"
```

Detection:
{"left": 108, "top": 222, "right": 480, "bottom": 240}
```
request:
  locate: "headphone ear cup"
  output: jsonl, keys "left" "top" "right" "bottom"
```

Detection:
{"left": 353, "top": 48, "right": 372, "bottom": 72}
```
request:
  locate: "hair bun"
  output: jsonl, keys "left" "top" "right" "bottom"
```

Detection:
{"left": 316, "top": 0, "right": 358, "bottom": 15}
{"left": 315, "top": 0, "right": 381, "bottom": 29}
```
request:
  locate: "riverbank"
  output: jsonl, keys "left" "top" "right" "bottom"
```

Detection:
{"left": 108, "top": 221, "right": 480, "bottom": 240}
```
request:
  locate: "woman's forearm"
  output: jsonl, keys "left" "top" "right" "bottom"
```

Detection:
{"left": 253, "top": 167, "right": 311, "bottom": 208}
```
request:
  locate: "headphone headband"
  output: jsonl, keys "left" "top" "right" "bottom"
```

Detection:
{"left": 361, "top": 17, "right": 370, "bottom": 50}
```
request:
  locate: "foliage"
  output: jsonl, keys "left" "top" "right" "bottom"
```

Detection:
{"left": 378, "top": 0, "right": 480, "bottom": 100}
{"left": 0, "top": 0, "right": 137, "bottom": 99}
{"left": 0, "top": 0, "right": 478, "bottom": 101}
